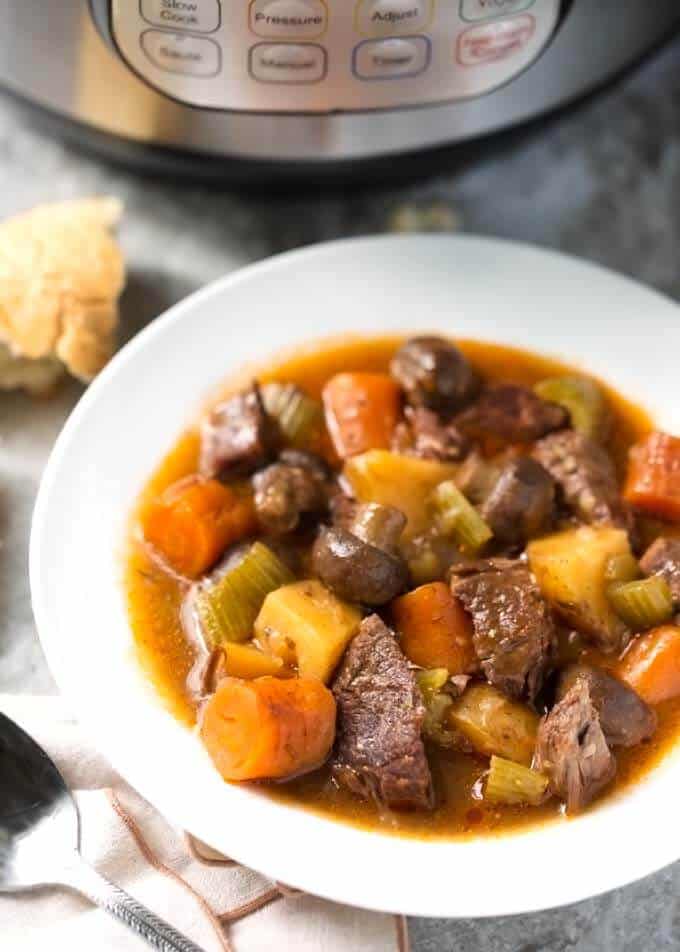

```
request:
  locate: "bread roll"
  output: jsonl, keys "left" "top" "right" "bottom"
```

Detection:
{"left": 0, "top": 197, "right": 126, "bottom": 394}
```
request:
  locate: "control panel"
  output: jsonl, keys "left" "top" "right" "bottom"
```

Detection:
{"left": 110, "top": 0, "right": 562, "bottom": 113}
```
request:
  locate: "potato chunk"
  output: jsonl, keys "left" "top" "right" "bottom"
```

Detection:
{"left": 255, "top": 580, "right": 361, "bottom": 683}
{"left": 448, "top": 683, "right": 539, "bottom": 766}
{"left": 528, "top": 526, "right": 632, "bottom": 653}
{"left": 343, "top": 450, "right": 459, "bottom": 542}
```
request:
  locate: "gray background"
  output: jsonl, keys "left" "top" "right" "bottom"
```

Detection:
{"left": 3, "top": 35, "right": 680, "bottom": 952}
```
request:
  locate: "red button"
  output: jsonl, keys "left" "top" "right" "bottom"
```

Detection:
{"left": 457, "top": 14, "right": 535, "bottom": 66}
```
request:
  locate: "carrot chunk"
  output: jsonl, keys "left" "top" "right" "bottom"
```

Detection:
{"left": 200, "top": 676, "right": 336, "bottom": 782}
{"left": 392, "top": 582, "right": 477, "bottom": 675}
{"left": 624, "top": 432, "right": 680, "bottom": 521}
{"left": 322, "top": 372, "right": 401, "bottom": 459}
{"left": 142, "top": 476, "right": 257, "bottom": 579}
{"left": 617, "top": 625, "right": 680, "bottom": 705}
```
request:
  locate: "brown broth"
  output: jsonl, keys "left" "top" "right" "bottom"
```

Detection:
{"left": 125, "top": 335, "right": 680, "bottom": 839}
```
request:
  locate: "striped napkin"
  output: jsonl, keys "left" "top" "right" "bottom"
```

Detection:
{"left": 1, "top": 695, "right": 408, "bottom": 952}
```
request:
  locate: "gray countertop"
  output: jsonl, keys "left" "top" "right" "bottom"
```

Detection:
{"left": 3, "top": 36, "right": 680, "bottom": 952}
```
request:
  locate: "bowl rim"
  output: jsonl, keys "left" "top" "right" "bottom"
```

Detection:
{"left": 30, "top": 234, "right": 680, "bottom": 919}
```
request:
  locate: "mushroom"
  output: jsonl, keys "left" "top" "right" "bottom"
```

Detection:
{"left": 390, "top": 336, "right": 480, "bottom": 413}
{"left": 312, "top": 503, "right": 408, "bottom": 605}
{"left": 253, "top": 456, "right": 328, "bottom": 534}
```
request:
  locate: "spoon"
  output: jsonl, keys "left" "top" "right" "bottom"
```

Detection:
{"left": 0, "top": 711, "right": 205, "bottom": 951}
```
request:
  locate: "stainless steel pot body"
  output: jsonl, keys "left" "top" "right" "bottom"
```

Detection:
{"left": 1, "top": 1, "right": 678, "bottom": 167}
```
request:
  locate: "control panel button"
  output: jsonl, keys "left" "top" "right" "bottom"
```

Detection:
{"left": 140, "top": 0, "right": 221, "bottom": 33}
{"left": 355, "top": 0, "right": 433, "bottom": 37}
{"left": 460, "top": 0, "right": 534, "bottom": 22}
{"left": 249, "top": 43, "right": 327, "bottom": 83}
{"left": 141, "top": 30, "right": 221, "bottom": 75}
{"left": 249, "top": 0, "right": 327, "bottom": 39}
{"left": 457, "top": 15, "right": 535, "bottom": 65}
{"left": 353, "top": 36, "right": 430, "bottom": 80}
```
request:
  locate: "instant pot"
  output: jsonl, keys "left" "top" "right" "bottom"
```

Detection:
{"left": 2, "top": 1, "right": 679, "bottom": 181}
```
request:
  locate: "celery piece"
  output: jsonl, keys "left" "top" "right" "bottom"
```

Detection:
{"left": 423, "top": 693, "right": 458, "bottom": 748}
{"left": 262, "top": 382, "right": 322, "bottom": 447}
{"left": 197, "top": 542, "right": 294, "bottom": 646}
{"left": 485, "top": 756, "right": 549, "bottom": 806}
{"left": 608, "top": 577, "right": 673, "bottom": 632}
{"left": 416, "top": 669, "right": 460, "bottom": 749}
{"left": 431, "top": 480, "right": 493, "bottom": 553}
{"left": 534, "top": 376, "right": 606, "bottom": 440}
{"left": 408, "top": 547, "right": 442, "bottom": 586}
{"left": 416, "top": 668, "right": 450, "bottom": 699}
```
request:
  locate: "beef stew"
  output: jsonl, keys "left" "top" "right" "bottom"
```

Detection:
{"left": 126, "top": 336, "right": 680, "bottom": 839}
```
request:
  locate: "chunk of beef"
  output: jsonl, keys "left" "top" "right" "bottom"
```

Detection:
{"left": 253, "top": 458, "right": 327, "bottom": 534}
{"left": 640, "top": 537, "right": 680, "bottom": 606}
{"left": 532, "top": 430, "right": 632, "bottom": 531}
{"left": 480, "top": 458, "right": 555, "bottom": 546}
{"left": 200, "top": 384, "right": 278, "bottom": 479}
{"left": 331, "top": 615, "right": 433, "bottom": 809}
{"left": 456, "top": 384, "right": 568, "bottom": 444}
{"left": 392, "top": 406, "right": 469, "bottom": 462}
{"left": 535, "top": 678, "right": 616, "bottom": 813}
{"left": 448, "top": 557, "right": 520, "bottom": 582}
{"left": 452, "top": 562, "right": 556, "bottom": 701}
{"left": 557, "top": 664, "right": 656, "bottom": 748}
{"left": 390, "top": 336, "right": 480, "bottom": 413}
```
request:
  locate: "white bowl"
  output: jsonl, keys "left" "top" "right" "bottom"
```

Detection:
{"left": 31, "top": 235, "right": 680, "bottom": 918}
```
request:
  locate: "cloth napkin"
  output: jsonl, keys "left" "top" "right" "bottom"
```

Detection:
{"left": 1, "top": 695, "right": 408, "bottom": 952}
